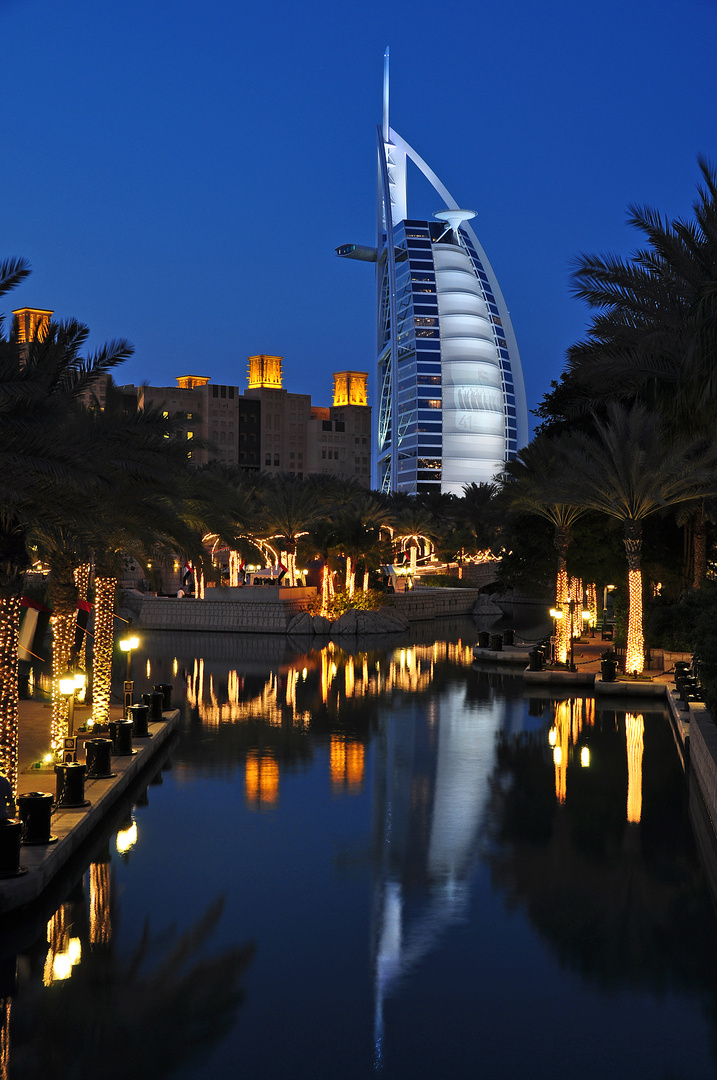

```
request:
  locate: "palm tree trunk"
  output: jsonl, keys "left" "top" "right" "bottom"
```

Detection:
{"left": 92, "top": 574, "right": 117, "bottom": 727}
{"left": 693, "top": 504, "right": 707, "bottom": 588}
{"left": 554, "top": 525, "right": 570, "bottom": 665}
{"left": 624, "top": 519, "right": 644, "bottom": 675}
{"left": 321, "top": 562, "right": 331, "bottom": 615}
{"left": 0, "top": 597, "right": 22, "bottom": 796}
{"left": 49, "top": 554, "right": 79, "bottom": 751}
{"left": 74, "top": 563, "right": 91, "bottom": 673}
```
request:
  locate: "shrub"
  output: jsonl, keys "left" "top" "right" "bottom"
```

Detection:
{"left": 419, "top": 574, "right": 475, "bottom": 589}
{"left": 305, "top": 588, "right": 384, "bottom": 620}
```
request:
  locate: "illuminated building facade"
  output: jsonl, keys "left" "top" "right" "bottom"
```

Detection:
{"left": 337, "top": 51, "right": 528, "bottom": 495}
{"left": 133, "top": 361, "right": 371, "bottom": 483}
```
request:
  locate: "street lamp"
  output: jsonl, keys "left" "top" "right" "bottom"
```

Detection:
{"left": 568, "top": 599, "right": 576, "bottom": 671}
{"left": 59, "top": 670, "right": 86, "bottom": 741}
{"left": 549, "top": 608, "right": 563, "bottom": 664}
{"left": 582, "top": 609, "right": 592, "bottom": 638}
{"left": 119, "top": 633, "right": 139, "bottom": 711}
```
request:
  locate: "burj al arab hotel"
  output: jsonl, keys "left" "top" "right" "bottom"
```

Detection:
{"left": 337, "top": 51, "right": 528, "bottom": 496}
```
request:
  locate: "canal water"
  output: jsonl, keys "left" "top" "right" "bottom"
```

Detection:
{"left": 5, "top": 617, "right": 717, "bottom": 1079}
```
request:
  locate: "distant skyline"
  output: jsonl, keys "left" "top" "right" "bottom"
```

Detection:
{"left": 3, "top": 0, "right": 716, "bottom": 430}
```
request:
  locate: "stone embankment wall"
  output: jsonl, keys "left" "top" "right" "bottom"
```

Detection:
{"left": 136, "top": 587, "right": 483, "bottom": 635}
{"left": 387, "top": 588, "right": 482, "bottom": 621}
{"left": 688, "top": 709, "right": 717, "bottom": 830}
{"left": 138, "top": 595, "right": 308, "bottom": 634}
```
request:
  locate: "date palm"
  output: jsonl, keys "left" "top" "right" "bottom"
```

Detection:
{"left": 568, "top": 157, "right": 717, "bottom": 433}
{"left": 503, "top": 440, "right": 585, "bottom": 664}
{"left": 0, "top": 263, "right": 132, "bottom": 792}
{"left": 561, "top": 402, "right": 717, "bottom": 673}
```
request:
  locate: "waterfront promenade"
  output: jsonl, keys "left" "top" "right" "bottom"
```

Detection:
{"left": 0, "top": 698, "right": 179, "bottom": 913}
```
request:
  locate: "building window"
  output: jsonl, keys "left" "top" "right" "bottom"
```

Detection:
{"left": 322, "top": 449, "right": 326, "bottom": 459}
{"left": 274, "top": 454, "right": 279, "bottom": 466}
{"left": 221, "top": 386, "right": 226, "bottom": 398}
{"left": 265, "top": 454, "right": 271, "bottom": 466}
{"left": 212, "top": 386, "right": 218, "bottom": 398}
{"left": 187, "top": 431, "right": 193, "bottom": 440}
{"left": 322, "top": 420, "right": 332, "bottom": 431}
{"left": 229, "top": 387, "right": 235, "bottom": 398}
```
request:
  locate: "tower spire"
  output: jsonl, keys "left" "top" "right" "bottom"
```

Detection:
{"left": 382, "top": 47, "right": 389, "bottom": 143}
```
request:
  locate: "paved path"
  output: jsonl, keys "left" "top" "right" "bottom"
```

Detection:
{"left": 17, "top": 698, "right": 126, "bottom": 796}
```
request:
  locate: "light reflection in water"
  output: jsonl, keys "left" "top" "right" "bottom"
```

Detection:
{"left": 89, "top": 861, "right": 112, "bottom": 948}
{"left": 626, "top": 712, "right": 645, "bottom": 824}
{"left": 245, "top": 750, "right": 279, "bottom": 807}
{"left": 549, "top": 697, "right": 595, "bottom": 803}
{"left": 330, "top": 736, "right": 365, "bottom": 792}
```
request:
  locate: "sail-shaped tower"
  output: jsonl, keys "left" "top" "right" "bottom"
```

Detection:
{"left": 337, "top": 51, "right": 529, "bottom": 495}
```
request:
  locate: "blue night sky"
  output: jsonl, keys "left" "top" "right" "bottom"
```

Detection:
{"left": 3, "top": 0, "right": 716, "bottom": 432}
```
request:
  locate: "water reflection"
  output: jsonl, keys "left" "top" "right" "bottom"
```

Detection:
{"left": 6, "top": 625, "right": 717, "bottom": 1078}
{"left": 3, "top": 772, "right": 255, "bottom": 1080}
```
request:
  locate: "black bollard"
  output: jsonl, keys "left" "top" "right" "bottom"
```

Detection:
{"left": 55, "top": 762, "right": 89, "bottom": 808}
{"left": 489, "top": 633, "right": 503, "bottom": 652}
{"left": 128, "top": 704, "right": 150, "bottom": 738}
{"left": 0, "top": 820, "right": 23, "bottom": 877}
{"left": 528, "top": 649, "right": 543, "bottom": 671}
{"left": 85, "top": 738, "right": 115, "bottom": 779}
{"left": 476, "top": 631, "right": 490, "bottom": 649}
{"left": 109, "top": 719, "right": 135, "bottom": 756}
{"left": 601, "top": 659, "right": 617, "bottom": 682}
{"left": 18, "top": 791, "right": 56, "bottom": 845}
{"left": 155, "top": 683, "right": 173, "bottom": 711}
{"left": 502, "top": 629, "right": 515, "bottom": 646}
{"left": 149, "top": 690, "right": 164, "bottom": 721}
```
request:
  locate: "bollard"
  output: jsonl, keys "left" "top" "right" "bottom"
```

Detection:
{"left": 528, "top": 649, "right": 543, "bottom": 671}
{"left": 0, "top": 820, "right": 23, "bottom": 877}
{"left": 476, "top": 631, "right": 490, "bottom": 649}
{"left": 85, "top": 738, "right": 115, "bottom": 779}
{"left": 502, "top": 629, "right": 515, "bottom": 647}
{"left": 155, "top": 683, "right": 173, "bottom": 711}
{"left": 149, "top": 690, "right": 164, "bottom": 721}
{"left": 128, "top": 704, "right": 150, "bottom": 738}
{"left": 674, "top": 661, "right": 691, "bottom": 682}
{"left": 55, "top": 762, "right": 89, "bottom": 808}
{"left": 109, "top": 719, "right": 135, "bottom": 756}
{"left": 601, "top": 659, "right": 617, "bottom": 682}
{"left": 489, "top": 633, "right": 503, "bottom": 652}
{"left": 17, "top": 791, "right": 55, "bottom": 845}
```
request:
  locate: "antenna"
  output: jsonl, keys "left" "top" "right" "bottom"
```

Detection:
{"left": 383, "top": 47, "right": 389, "bottom": 142}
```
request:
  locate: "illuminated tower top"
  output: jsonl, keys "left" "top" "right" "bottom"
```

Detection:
{"left": 175, "top": 375, "right": 210, "bottom": 389}
{"left": 13, "top": 307, "right": 53, "bottom": 343}
{"left": 333, "top": 371, "right": 368, "bottom": 407}
{"left": 247, "top": 354, "right": 283, "bottom": 389}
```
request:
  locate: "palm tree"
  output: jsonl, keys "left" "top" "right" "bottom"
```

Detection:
{"left": 560, "top": 402, "right": 717, "bottom": 674}
{"left": 255, "top": 478, "right": 319, "bottom": 585}
{"left": 567, "top": 157, "right": 717, "bottom": 433}
{"left": 333, "top": 496, "right": 392, "bottom": 597}
{"left": 566, "top": 160, "right": 717, "bottom": 585}
{"left": 502, "top": 440, "right": 585, "bottom": 664}
{"left": 0, "top": 265, "right": 132, "bottom": 792}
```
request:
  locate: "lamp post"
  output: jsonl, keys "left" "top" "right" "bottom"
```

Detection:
{"left": 59, "top": 671, "right": 86, "bottom": 742}
{"left": 582, "top": 609, "right": 592, "bottom": 638}
{"left": 568, "top": 599, "right": 576, "bottom": 671}
{"left": 549, "top": 607, "right": 563, "bottom": 664}
{"left": 119, "top": 634, "right": 139, "bottom": 712}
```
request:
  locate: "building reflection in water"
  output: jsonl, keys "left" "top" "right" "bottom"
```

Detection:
{"left": 183, "top": 639, "right": 475, "bottom": 815}
{"left": 245, "top": 750, "right": 280, "bottom": 807}
{"left": 371, "top": 681, "right": 501, "bottom": 1066}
